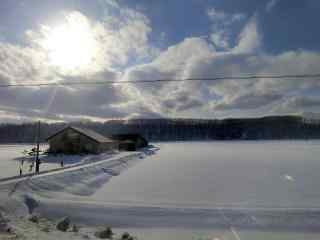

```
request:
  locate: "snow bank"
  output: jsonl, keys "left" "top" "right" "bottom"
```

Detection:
{"left": 14, "top": 152, "right": 142, "bottom": 198}
{"left": 0, "top": 148, "right": 157, "bottom": 239}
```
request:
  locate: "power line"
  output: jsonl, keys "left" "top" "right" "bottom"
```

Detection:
{"left": 0, "top": 73, "right": 319, "bottom": 88}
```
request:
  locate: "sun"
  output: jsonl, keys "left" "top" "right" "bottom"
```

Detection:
{"left": 40, "top": 13, "right": 98, "bottom": 72}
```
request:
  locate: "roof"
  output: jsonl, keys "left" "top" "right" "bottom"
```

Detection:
{"left": 110, "top": 134, "right": 146, "bottom": 141}
{"left": 46, "top": 126, "right": 114, "bottom": 143}
{"left": 119, "top": 140, "right": 136, "bottom": 144}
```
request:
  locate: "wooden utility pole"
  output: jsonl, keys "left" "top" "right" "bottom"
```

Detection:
{"left": 35, "top": 120, "right": 40, "bottom": 173}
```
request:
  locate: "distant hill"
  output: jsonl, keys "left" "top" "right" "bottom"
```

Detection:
{"left": 301, "top": 112, "right": 320, "bottom": 123}
{"left": 0, "top": 115, "right": 320, "bottom": 143}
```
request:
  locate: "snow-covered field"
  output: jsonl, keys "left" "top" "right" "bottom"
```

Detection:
{"left": 0, "top": 145, "right": 156, "bottom": 239}
{"left": 1, "top": 141, "right": 320, "bottom": 239}
{"left": 91, "top": 141, "right": 320, "bottom": 208}
{"left": 0, "top": 144, "right": 39, "bottom": 179}
{"left": 0, "top": 144, "right": 120, "bottom": 180}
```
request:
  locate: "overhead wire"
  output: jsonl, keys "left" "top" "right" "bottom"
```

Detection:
{"left": 0, "top": 73, "right": 319, "bottom": 88}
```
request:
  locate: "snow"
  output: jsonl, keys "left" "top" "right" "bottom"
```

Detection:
{"left": 89, "top": 141, "right": 320, "bottom": 208}
{"left": 0, "top": 145, "right": 149, "bottom": 239}
{"left": 0, "top": 146, "right": 153, "bottom": 239}
{"left": 0, "top": 144, "right": 35, "bottom": 179}
{"left": 2, "top": 141, "right": 320, "bottom": 239}
{"left": 0, "top": 144, "right": 80, "bottom": 179}
{"left": 0, "top": 144, "right": 120, "bottom": 180}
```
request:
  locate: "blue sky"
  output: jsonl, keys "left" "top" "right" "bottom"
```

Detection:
{"left": 2, "top": 0, "right": 320, "bottom": 52}
{"left": 0, "top": 0, "right": 319, "bottom": 122}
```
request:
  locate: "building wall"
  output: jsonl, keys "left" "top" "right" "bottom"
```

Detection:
{"left": 119, "top": 142, "right": 136, "bottom": 151}
{"left": 48, "top": 128, "right": 112, "bottom": 154}
{"left": 98, "top": 141, "right": 118, "bottom": 153}
{"left": 136, "top": 137, "right": 148, "bottom": 148}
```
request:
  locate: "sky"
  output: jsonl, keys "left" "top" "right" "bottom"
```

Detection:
{"left": 0, "top": 0, "right": 320, "bottom": 122}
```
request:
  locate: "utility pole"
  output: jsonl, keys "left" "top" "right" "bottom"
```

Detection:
{"left": 35, "top": 120, "right": 40, "bottom": 173}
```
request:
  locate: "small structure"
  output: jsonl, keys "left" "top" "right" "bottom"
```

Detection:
{"left": 46, "top": 126, "right": 117, "bottom": 154}
{"left": 111, "top": 134, "right": 148, "bottom": 151}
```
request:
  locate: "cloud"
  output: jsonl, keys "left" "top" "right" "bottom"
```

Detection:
{"left": 0, "top": 5, "right": 159, "bottom": 122}
{"left": 213, "top": 92, "right": 283, "bottom": 110}
{"left": 121, "top": 37, "right": 213, "bottom": 116}
{"left": 161, "top": 91, "right": 204, "bottom": 113}
{"left": 122, "top": 14, "right": 320, "bottom": 118}
{"left": 0, "top": 81, "right": 128, "bottom": 120}
{"left": 273, "top": 96, "right": 320, "bottom": 113}
{"left": 210, "top": 30, "right": 230, "bottom": 50}
{"left": 0, "top": 4, "right": 320, "bottom": 122}
{"left": 266, "top": 0, "right": 280, "bottom": 12}
{"left": 233, "top": 16, "right": 261, "bottom": 54}
{"left": 0, "top": 43, "right": 50, "bottom": 85}
{"left": 207, "top": 8, "right": 246, "bottom": 50}
{"left": 26, "top": 9, "right": 156, "bottom": 76}
{"left": 207, "top": 8, "right": 246, "bottom": 24}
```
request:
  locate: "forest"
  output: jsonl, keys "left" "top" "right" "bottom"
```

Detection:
{"left": 0, "top": 115, "right": 320, "bottom": 143}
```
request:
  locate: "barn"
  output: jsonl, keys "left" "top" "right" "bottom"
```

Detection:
{"left": 46, "top": 126, "right": 118, "bottom": 154}
{"left": 111, "top": 134, "right": 148, "bottom": 151}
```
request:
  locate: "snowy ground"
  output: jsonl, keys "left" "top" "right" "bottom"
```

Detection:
{"left": 1, "top": 141, "right": 320, "bottom": 239}
{"left": 0, "top": 144, "right": 38, "bottom": 179}
{"left": 0, "top": 144, "right": 119, "bottom": 180}
{"left": 0, "top": 146, "right": 156, "bottom": 239}
{"left": 90, "top": 141, "right": 320, "bottom": 208}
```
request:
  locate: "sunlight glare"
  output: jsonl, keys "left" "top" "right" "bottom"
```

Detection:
{"left": 41, "top": 13, "right": 98, "bottom": 71}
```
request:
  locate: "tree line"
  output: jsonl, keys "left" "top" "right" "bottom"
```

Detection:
{"left": 0, "top": 115, "right": 320, "bottom": 143}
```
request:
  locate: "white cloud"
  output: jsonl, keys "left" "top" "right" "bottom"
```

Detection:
{"left": 0, "top": 5, "right": 320, "bottom": 122}
{"left": 207, "top": 8, "right": 246, "bottom": 24}
{"left": 210, "top": 30, "right": 230, "bottom": 50}
{"left": 273, "top": 96, "right": 320, "bottom": 114}
{"left": 266, "top": 0, "right": 280, "bottom": 13}
{"left": 0, "top": 5, "right": 158, "bottom": 122}
{"left": 121, "top": 15, "right": 320, "bottom": 118}
{"left": 152, "top": 38, "right": 213, "bottom": 74}
{"left": 233, "top": 16, "right": 261, "bottom": 54}
{"left": 103, "top": 0, "right": 120, "bottom": 8}
{"left": 27, "top": 9, "right": 156, "bottom": 76}
{"left": 0, "top": 43, "right": 51, "bottom": 85}
{"left": 213, "top": 92, "right": 283, "bottom": 111}
{"left": 207, "top": 8, "right": 228, "bottom": 22}
{"left": 121, "top": 38, "right": 214, "bottom": 116}
{"left": 207, "top": 8, "right": 246, "bottom": 50}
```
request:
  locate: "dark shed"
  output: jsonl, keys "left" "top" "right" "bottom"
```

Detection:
{"left": 111, "top": 134, "right": 148, "bottom": 151}
{"left": 46, "top": 126, "right": 118, "bottom": 154}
